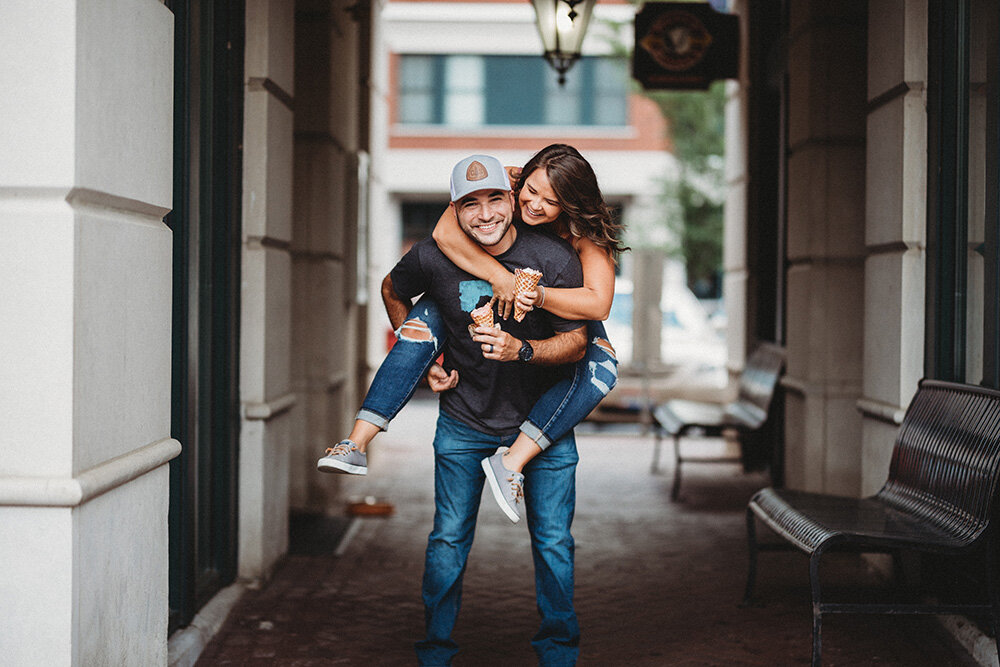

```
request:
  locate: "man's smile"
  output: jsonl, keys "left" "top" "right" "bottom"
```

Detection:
{"left": 475, "top": 220, "right": 502, "bottom": 234}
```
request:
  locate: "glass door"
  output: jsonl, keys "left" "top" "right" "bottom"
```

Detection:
{"left": 926, "top": 0, "right": 1000, "bottom": 389}
{"left": 166, "top": 0, "right": 244, "bottom": 631}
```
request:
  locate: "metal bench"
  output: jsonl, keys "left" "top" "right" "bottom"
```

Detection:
{"left": 651, "top": 342, "right": 785, "bottom": 500}
{"left": 744, "top": 379, "right": 1000, "bottom": 666}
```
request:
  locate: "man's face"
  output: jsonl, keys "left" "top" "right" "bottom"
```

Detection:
{"left": 452, "top": 188, "right": 515, "bottom": 248}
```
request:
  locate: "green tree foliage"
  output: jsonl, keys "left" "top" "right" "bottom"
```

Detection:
{"left": 647, "top": 81, "right": 726, "bottom": 298}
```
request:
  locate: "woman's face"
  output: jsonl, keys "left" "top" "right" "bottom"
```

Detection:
{"left": 518, "top": 168, "right": 562, "bottom": 226}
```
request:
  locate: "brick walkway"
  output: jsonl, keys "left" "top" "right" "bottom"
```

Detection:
{"left": 195, "top": 398, "right": 978, "bottom": 666}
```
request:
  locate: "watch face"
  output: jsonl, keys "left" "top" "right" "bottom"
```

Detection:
{"left": 519, "top": 341, "right": 534, "bottom": 362}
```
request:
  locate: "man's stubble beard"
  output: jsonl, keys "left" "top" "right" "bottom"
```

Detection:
{"left": 460, "top": 216, "right": 513, "bottom": 248}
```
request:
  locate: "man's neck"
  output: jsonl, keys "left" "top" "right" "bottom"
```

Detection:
{"left": 483, "top": 223, "right": 517, "bottom": 256}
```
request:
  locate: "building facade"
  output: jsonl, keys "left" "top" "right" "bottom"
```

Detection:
{"left": 726, "top": 2, "right": 998, "bottom": 659}
{"left": 3, "top": 0, "right": 1000, "bottom": 664}
{"left": 1, "top": 1, "right": 372, "bottom": 664}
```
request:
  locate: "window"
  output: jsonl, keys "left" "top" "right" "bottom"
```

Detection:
{"left": 401, "top": 201, "right": 449, "bottom": 250}
{"left": 397, "top": 55, "right": 629, "bottom": 127}
{"left": 399, "top": 55, "right": 437, "bottom": 124}
{"left": 443, "top": 56, "right": 485, "bottom": 126}
{"left": 926, "top": 0, "right": 1000, "bottom": 388}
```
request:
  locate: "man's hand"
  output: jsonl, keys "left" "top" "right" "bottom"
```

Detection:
{"left": 426, "top": 363, "right": 459, "bottom": 392}
{"left": 472, "top": 324, "right": 521, "bottom": 361}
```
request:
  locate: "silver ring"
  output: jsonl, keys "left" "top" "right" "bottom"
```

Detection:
{"left": 487, "top": 344, "right": 493, "bottom": 353}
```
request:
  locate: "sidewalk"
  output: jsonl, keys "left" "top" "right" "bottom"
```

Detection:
{"left": 194, "top": 398, "right": 978, "bottom": 666}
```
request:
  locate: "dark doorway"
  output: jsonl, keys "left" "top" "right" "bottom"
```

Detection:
{"left": 166, "top": 0, "right": 245, "bottom": 631}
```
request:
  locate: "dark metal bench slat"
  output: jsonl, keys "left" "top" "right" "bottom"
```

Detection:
{"left": 744, "top": 379, "right": 1000, "bottom": 666}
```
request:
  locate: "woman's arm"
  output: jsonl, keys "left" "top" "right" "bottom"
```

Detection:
{"left": 431, "top": 205, "right": 517, "bottom": 314}
{"left": 521, "top": 238, "right": 616, "bottom": 321}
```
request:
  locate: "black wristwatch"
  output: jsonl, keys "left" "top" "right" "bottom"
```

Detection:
{"left": 518, "top": 339, "right": 534, "bottom": 363}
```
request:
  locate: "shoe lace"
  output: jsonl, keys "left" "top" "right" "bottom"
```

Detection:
{"left": 508, "top": 477, "right": 524, "bottom": 505}
{"left": 325, "top": 441, "right": 356, "bottom": 456}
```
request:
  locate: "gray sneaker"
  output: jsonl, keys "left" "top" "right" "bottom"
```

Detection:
{"left": 481, "top": 448, "right": 524, "bottom": 523}
{"left": 317, "top": 440, "right": 368, "bottom": 475}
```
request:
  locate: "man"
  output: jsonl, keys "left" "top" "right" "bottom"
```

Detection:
{"left": 382, "top": 154, "right": 586, "bottom": 666}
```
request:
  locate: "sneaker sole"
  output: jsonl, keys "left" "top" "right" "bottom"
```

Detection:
{"left": 481, "top": 458, "right": 520, "bottom": 524}
{"left": 317, "top": 459, "right": 368, "bottom": 475}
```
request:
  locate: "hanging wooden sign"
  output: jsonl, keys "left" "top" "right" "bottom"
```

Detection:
{"left": 633, "top": 2, "right": 740, "bottom": 90}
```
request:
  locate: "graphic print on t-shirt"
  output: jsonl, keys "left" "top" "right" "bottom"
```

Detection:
{"left": 458, "top": 279, "right": 493, "bottom": 311}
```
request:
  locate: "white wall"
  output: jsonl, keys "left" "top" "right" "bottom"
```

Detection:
{"left": 0, "top": 0, "right": 177, "bottom": 663}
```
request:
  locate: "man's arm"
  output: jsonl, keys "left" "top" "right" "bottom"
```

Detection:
{"left": 381, "top": 273, "right": 411, "bottom": 330}
{"left": 471, "top": 324, "right": 587, "bottom": 365}
{"left": 527, "top": 326, "right": 587, "bottom": 365}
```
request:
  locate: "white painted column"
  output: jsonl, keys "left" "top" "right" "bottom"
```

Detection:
{"left": 782, "top": 1, "right": 868, "bottom": 494}
{"left": 0, "top": 1, "right": 177, "bottom": 664}
{"left": 239, "top": 0, "right": 296, "bottom": 580}
{"left": 290, "top": 2, "right": 368, "bottom": 514}
{"left": 860, "top": 0, "right": 928, "bottom": 494}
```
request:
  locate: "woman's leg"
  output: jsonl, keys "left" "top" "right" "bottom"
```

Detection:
{"left": 506, "top": 321, "right": 618, "bottom": 469}
{"left": 482, "top": 322, "right": 617, "bottom": 517}
{"left": 354, "top": 297, "right": 449, "bottom": 445}
{"left": 318, "top": 297, "right": 447, "bottom": 474}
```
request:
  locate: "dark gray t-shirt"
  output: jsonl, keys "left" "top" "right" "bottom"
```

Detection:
{"left": 389, "top": 224, "right": 584, "bottom": 435}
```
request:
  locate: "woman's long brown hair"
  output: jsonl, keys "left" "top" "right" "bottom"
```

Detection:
{"left": 515, "top": 144, "right": 628, "bottom": 257}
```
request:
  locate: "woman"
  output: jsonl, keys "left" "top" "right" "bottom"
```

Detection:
{"left": 318, "top": 144, "right": 625, "bottom": 523}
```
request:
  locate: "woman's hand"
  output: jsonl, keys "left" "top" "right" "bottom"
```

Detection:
{"left": 505, "top": 165, "right": 522, "bottom": 184}
{"left": 514, "top": 288, "right": 541, "bottom": 318}
{"left": 472, "top": 324, "right": 520, "bottom": 362}
{"left": 489, "top": 269, "right": 517, "bottom": 320}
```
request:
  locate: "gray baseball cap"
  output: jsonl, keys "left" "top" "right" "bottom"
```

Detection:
{"left": 450, "top": 154, "right": 511, "bottom": 202}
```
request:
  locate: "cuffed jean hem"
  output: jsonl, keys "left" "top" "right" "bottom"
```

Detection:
{"left": 356, "top": 408, "right": 390, "bottom": 431}
{"left": 520, "top": 419, "right": 553, "bottom": 450}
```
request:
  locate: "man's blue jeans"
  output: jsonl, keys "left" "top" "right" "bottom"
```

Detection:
{"left": 415, "top": 412, "right": 580, "bottom": 666}
{"left": 359, "top": 297, "right": 618, "bottom": 450}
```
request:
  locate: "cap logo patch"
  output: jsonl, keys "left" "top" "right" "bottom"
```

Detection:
{"left": 466, "top": 161, "right": 488, "bottom": 181}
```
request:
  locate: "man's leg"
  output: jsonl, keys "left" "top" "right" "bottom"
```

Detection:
{"left": 416, "top": 412, "right": 497, "bottom": 666}
{"left": 521, "top": 431, "right": 580, "bottom": 666}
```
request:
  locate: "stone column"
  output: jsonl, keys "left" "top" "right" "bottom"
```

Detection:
{"left": 782, "top": 1, "right": 868, "bottom": 493}
{"left": 0, "top": 1, "right": 176, "bottom": 663}
{"left": 860, "top": 0, "right": 927, "bottom": 494}
{"left": 291, "top": 0, "right": 368, "bottom": 513}
{"left": 239, "top": 0, "right": 296, "bottom": 581}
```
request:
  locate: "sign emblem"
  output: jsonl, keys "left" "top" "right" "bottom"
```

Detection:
{"left": 640, "top": 11, "right": 713, "bottom": 71}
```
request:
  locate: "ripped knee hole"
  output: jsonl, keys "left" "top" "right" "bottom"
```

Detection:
{"left": 593, "top": 337, "right": 617, "bottom": 360}
{"left": 399, "top": 318, "right": 434, "bottom": 342}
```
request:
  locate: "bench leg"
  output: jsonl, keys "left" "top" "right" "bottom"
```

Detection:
{"left": 651, "top": 430, "right": 662, "bottom": 474}
{"left": 810, "top": 551, "right": 823, "bottom": 667}
{"left": 742, "top": 507, "right": 758, "bottom": 605}
{"left": 670, "top": 434, "right": 682, "bottom": 501}
{"left": 987, "top": 535, "right": 1000, "bottom": 661}
{"left": 891, "top": 550, "right": 905, "bottom": 587}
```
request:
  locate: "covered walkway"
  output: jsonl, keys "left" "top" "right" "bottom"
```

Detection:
{"left": 195, "top": 398, "right": 977, "bottom": 665}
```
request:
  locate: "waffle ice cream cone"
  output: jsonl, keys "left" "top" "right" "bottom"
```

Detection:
{"left": 470, "top": 302, "right": 494, "bottom": 329}
{"left": 513, "top": 268, "right": 543, "bottom": 322}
